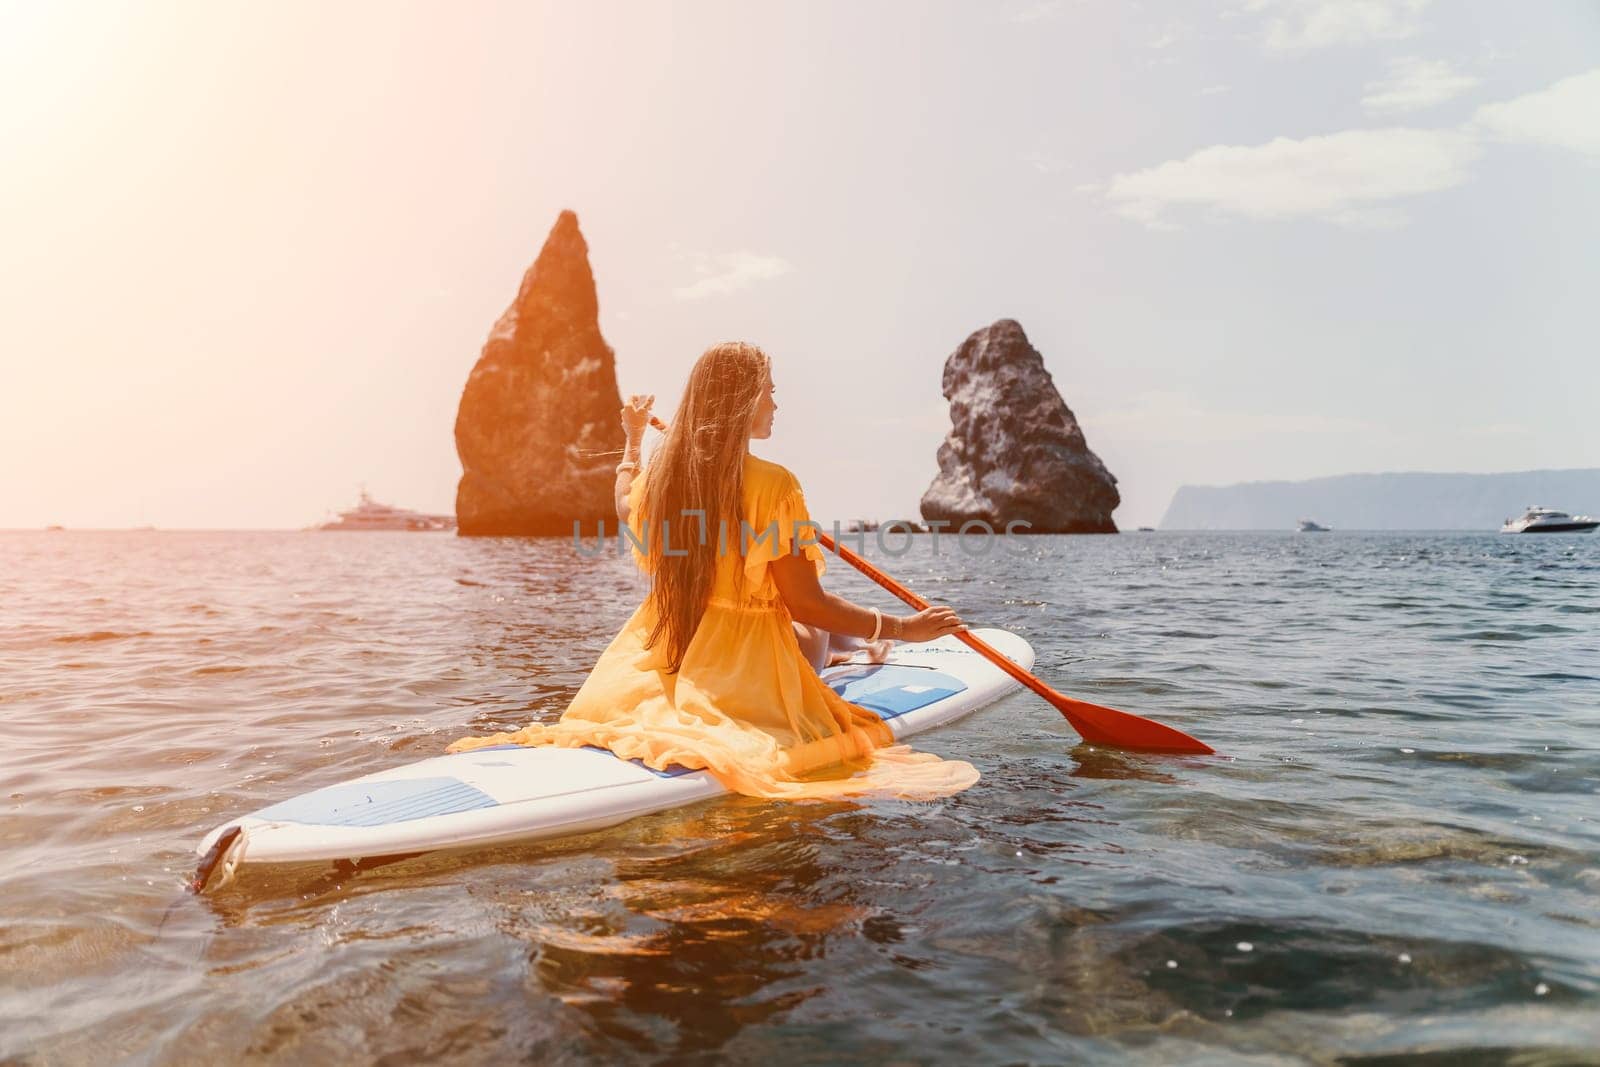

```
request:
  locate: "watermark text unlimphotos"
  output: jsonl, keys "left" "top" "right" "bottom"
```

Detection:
{"left": 573, "top": 513, "right": 1033, "bottom": 558}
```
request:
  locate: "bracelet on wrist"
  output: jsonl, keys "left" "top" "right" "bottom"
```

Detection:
{"left": 868, "top": 607, "right": 882, "bottom": 643}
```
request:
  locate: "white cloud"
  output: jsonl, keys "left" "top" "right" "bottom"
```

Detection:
{"left": 672, "top": 252, "right": 792, "bottom": 301}
{"left": 1473, "top": 68, "right": 1600, "bottom": 157}
{"left": 1200, "top": 85, "right": 1231, "bottom": 96}
{"left": 1149, "top": 30, "right": 1180, "bottom": 49}
{"left": 1021, "top": 147, "right": 1073, "bottom": 174}
{"left": 1362, "top": 57, "right": 1479, "bottom": 115}
{"left": 1105, "top": 127, "right": 1480, "bottom": 228}
{"left": 1087, "top": 391, "right": 1374, "bottom": 444}
{"left": 1243, "top": 0, "right": 1430, "bottom": 53}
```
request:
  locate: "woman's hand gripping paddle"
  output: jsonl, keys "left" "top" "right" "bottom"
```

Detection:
{"left": 644, "top": 415, "right": 1213, "bottom": 755}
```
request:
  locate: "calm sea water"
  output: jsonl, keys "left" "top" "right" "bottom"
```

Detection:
{"left": 2, "top": 529, "right": 1597, "bottom": 1064}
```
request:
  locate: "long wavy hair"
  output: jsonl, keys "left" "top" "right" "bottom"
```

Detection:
{"left": 640, "top": 341, "right": 771, "bottom": 672}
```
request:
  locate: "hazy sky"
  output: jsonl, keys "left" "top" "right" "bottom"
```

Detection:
{"left": 3, "top": 0, "right": 1597, "bottom": 529}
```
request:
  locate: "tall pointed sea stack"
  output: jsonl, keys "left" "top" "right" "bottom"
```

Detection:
{"left": 454, "top": 211, "right": 624, "bottom": 536}
{"left": 921, "top": 319, "right": 1120, "bottom": 533}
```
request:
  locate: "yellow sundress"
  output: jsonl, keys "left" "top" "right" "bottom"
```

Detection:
{"left": 447, "top": 453, "right": 979, "bottom": 800}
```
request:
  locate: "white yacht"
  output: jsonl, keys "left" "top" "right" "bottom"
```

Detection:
{"left": 1500, "top": 506, "right": 1598, "bottom": 534}
{"left": 316, "top": 490, "right": 455, "bottom": 532}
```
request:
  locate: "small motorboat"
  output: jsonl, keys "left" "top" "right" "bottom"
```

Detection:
{"left": 1297, "top": 519, "right": 1330, "bottom": 532}
{"left": 1500, "top": 507, "right": 1599, "bottom": 534}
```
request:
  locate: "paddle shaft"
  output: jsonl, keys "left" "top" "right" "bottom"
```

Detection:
{"left": 814, "top": 529, "right": 1096, "bottom": 712}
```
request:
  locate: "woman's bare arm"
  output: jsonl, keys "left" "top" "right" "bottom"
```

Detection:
{"left": 771, "top": 554, "right": 965, "bottom": 642}
{"left": 615, "top": 468, "right": 636, "bottom": 525}
{"left": 771, "top": 554, "right": 883, "bottom": 637}
{"left": 615, "top": 394, "right": 652, "bottom": 524}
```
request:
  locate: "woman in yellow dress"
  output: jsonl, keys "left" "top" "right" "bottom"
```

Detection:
{"left": 448, "top": 341, "right": 977, "bottom": 800}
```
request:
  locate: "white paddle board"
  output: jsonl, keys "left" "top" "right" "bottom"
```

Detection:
{"left": 192, "top": 628, "right": 1033, "bottom": 886}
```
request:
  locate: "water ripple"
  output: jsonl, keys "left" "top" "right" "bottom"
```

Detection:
{"left": 1, "top": 529, "right": 1597, "bottom": 1062}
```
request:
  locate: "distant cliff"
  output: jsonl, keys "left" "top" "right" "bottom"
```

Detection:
{"left": 1159, "top": 469, "right": 1600, "bottom": 530}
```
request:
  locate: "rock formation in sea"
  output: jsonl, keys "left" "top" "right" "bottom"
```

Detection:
{"left": 921, "top": 319, "right": 1120, "bottom": 534}
{"left": 454, "top": 210, "right": 625, "bottom": 536}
